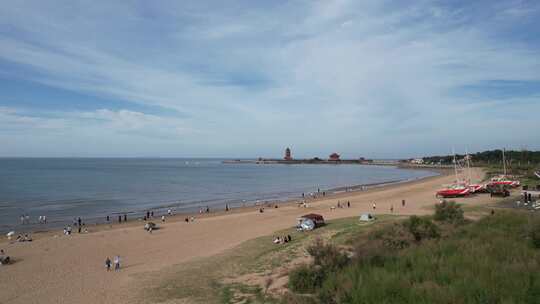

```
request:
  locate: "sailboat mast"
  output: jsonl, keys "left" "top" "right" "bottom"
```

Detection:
{"left": 453, "top": 149, "right": 458, "bottom": 183}
{"left": 466, "top": 149, "right": 471, "bottom": 183}
{"left": 502, "top": 148, "right": 507, "bottom": 176}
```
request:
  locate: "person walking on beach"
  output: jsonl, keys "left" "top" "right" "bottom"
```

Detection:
{"left": 372, "top": 202, "right": 376, "bottom": 210}
{"left": 114, "top": 255, "right": 121, "bottom": 271}
{"left": 347, "top": 201, "right": 350, "bottom": 208}
{"left": 390, "top": 205, "right": 394, "bottom": 213}
{"left": 124, "top": 214, "right": 127, "bottom": 222}
{"left": 105, "top": 257, "right": 111, "bottom": 271}
{"left": 106, "top": 215, "right": 110, "bottom": 222}
{"left": 161, "top": 215, "right": 165, "bottom": 222}
{"left": 118, "top": 215, "right": 122, "bottom": 223}
{"left": 402, "top": 199, "right": 406, "bottom": 207}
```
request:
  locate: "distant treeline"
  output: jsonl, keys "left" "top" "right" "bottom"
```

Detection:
{"left": 422, "top": 149, "right": 540, "bottom": 166}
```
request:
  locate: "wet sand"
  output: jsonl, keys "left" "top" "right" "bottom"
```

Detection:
{"left": 0, "top": 168, "right": 490, "bottom": 304}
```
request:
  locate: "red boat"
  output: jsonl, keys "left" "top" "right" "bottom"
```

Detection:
{"left": 435, "top": 151, "right": 471, "bottom": 198}
{"left": 436, "top": 185, "right": 471, "bottom": 198}
{"left": 488, "top": 177, "right": 520, "bottom": 188}
{"left": 487, "top": 149, "right": 520, "bottom": 188}
{"left": 468, "top": 183, "right": 487, "bottom": 193}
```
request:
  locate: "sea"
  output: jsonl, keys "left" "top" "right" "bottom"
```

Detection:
{"left": 0, "top": 158, "right": 438, "bottom": 232}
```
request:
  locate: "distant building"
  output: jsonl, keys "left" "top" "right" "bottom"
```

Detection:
{"left": 359, "top": 157, "right": 373, "bottom": 164}
{"left": 284, "top": 147, "right": 292, "bottom": 161}
{"left": 410, "top": 158, "right": 424, "bottom": 164}
{"left": 329, "top": 153, "right": 340, "bottom": 161}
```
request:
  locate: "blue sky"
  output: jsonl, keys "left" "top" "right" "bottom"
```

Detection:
{"left": 1, "top": 0, "right": 539, "bottom": 158}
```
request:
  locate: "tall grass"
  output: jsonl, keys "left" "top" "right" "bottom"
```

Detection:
{"left": 285, "top": 211, "right": 540, "bottom": 304}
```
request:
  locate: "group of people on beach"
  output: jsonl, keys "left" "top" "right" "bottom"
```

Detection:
{"left": 17, "top": 214, "right": 49, "bottom": 225}
{"left": 273, "top": 235, "right": 292, "bottom": 244}
{"left": 15, "top": 233, "right": 32, "bottom": 242}
{"left": 371, "top": 199, "right": 406, "bottom": 213}
{"left": 19, "top": 214, "right": 30, "bottom": 225}
{"left": 104, "top": 255, "right": 121, "bottom": 271}
{"left": 0, "top": 249, "right": 10, "bottom": 265}
{"left": 199, "top": 206, "right": 211, "bottom": 214}
{"left": 331, "top": 200, "right": 351, "bottom": 210}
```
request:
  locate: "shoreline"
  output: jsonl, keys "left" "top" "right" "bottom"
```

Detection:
{"left": 3, "top": 167, "right": 441, "bottom": 235}
{"left": 2, "top": 168, "right": 446, "bottom": 240}
{"left": 1, "top": 167, "right": 486, "bottom": 304}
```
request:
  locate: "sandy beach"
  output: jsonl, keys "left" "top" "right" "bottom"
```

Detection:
{"left": 0, "top": 167, "right": 492, "bottom": 304}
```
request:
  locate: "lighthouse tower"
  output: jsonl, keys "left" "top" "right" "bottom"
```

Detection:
{"left": 284, "top": 147, "right": 292, "bottom": 161}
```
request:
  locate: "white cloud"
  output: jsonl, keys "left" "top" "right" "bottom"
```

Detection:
{"left": 0, "top": 1, "right": 539, "bottom": 157}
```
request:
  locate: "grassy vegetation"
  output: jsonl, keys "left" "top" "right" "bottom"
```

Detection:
{"left": 284, "top": 208, "right": 540, "bottom": 304}
{"left": 146, "top": 216, "right": 394, "bottom": 304}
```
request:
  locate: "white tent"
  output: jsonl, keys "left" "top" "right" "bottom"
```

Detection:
{"left": 299, "top": 219, "right": 315, "bottom": 231}
{"left": 359, "top": 213, "right": 375, "bottom": 222}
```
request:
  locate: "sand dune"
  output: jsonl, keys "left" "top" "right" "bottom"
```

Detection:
{"left": 0, "top": 168, "right": 491, "bottom": 304}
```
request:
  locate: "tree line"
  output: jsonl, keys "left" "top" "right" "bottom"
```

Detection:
{"left": 422, "top": 149, "right": 540, "bottom": 166}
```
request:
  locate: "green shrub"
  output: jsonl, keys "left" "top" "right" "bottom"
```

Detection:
{"left": 530, "top": 217, "right": 540, "bottom": 249}
{"left": 281, "top": 292, "right": 318, "bottom": 304}
{"left": 306, "top": 238, "right": 349, "bottom": 271}
{"left": 371, "top": 222, "right": 411, "bottom": 249}
{"left": 288, "top": 264, "right": 324, "bottom": 293}
{"left": 289, "top": 239, "right": 349, "bottom": 294}
{"left": 406, "top": 216, "right": 440, "bottom": 242}
{"left": 434, "top": 200, "right": 464, "bottom": 224}
{"left": 309, "top": 212, "right": 540, "bottom": 304}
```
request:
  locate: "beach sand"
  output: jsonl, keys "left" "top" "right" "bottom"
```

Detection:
{"left": 0, "top": 168, "right": 492, "bottom": 304}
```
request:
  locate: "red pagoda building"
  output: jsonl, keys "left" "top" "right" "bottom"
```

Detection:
{"left": 284, "top": 147, "right": 292, "bottom": 161}
{"left": 329, "top": 153, "right": 340, "bottom": 161}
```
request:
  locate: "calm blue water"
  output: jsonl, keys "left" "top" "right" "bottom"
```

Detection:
{"left": 0, "top": 158, "right": 437, "bottom": 231}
